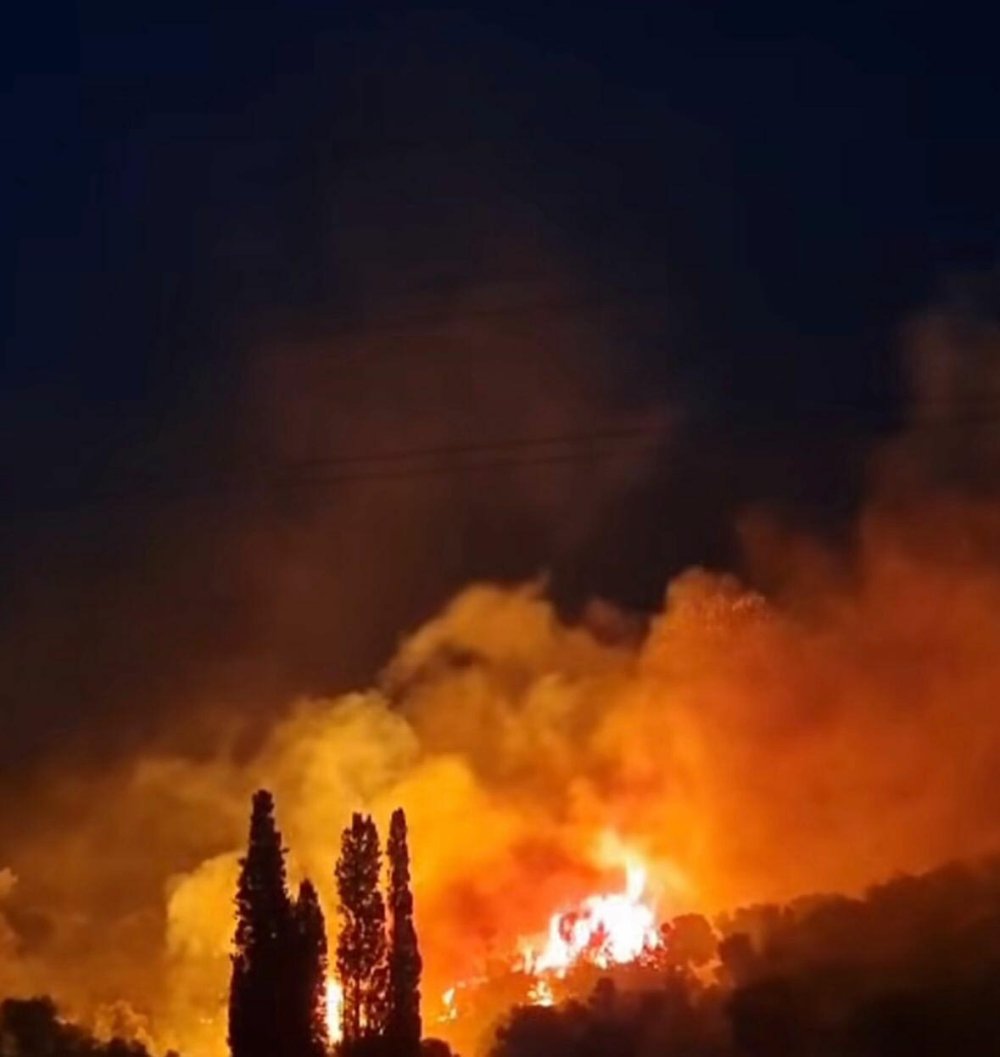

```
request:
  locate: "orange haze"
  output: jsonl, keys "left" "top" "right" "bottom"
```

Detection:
{"left": 3, "top": 487, "right": 1000, "bottom": 1054}
{"left": 2, "top": 306, "right": 1000, "bottom": 1054}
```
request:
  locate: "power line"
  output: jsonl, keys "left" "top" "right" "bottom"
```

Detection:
{"left": 275, "top": 425, "right": 666, "bottom": 471}
{"left": 3, "top": 409, "right": 1000, "bottom": 522}
{"left": 0, "top": 438, "right": 661, "bottom": 523}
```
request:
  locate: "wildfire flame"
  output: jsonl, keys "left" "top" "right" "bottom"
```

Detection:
{"left": 324, "top": 979, "right": 343, "bottom": 1043}
{"left": 441, "top": 987, "right": 457, "bottom": 1020}
{"left": 527, "top": 978, "right": 555, "bottom": 1007}
{"left": 520, "top": 862, "right": 661, "bottom": 978}
{"left": 337, "top": 856, "right": 662, "bottom": 1046}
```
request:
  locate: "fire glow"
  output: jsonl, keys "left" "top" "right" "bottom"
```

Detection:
{"left": 520, "top": 863, "right": 661, "bottom": 976}
{"left": 326, "top": 857, "right": 664, "bottom": 1041}
{"left": 13, "top": 497, "right": 1000, "bottom": 1057}
{"left": 419, "top": 857, "right": 664, "bottom": 1036}
{"left": 324, "top": 980, "right": 343, "bottom": 1043}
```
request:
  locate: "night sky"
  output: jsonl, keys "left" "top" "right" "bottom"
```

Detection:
{"left": 3, "top": 3, "right": 998, "bottom": 767}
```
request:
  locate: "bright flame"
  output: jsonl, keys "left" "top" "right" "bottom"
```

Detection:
{"left": 521, "top": 862, "right": 661, "bottom": 977}
{"left": 527, "top": 978, "right": 555, "bottom": 1007}
{"left": 324, "top": 978, "right": 343, "bottom": 1043}
{"left": 440, "top": 987, "right": 458, "bottom": 1022}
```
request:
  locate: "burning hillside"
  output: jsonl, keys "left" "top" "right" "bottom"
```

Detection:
{"left": 2, "top": 486, "right": 1000, "bottom": 1055}
{"left": 225, "top": 781, "right": 1000, "bottom": 1057}
{"left": 428, "top": 854, "right": 670, "bottom": 1052}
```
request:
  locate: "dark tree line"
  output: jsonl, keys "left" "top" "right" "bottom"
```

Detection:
{"left": 228, "top": 791, "right": 422, "bottom": 1057}
{"left": 490, "top": 856, "right": 1000, "bottom": 1057}
{"left": 0, "top": 998, "right": 158, "bottom": 1057}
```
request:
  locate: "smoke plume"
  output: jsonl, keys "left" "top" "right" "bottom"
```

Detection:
{"left": 2, "top": 296, "right": 1000, "bottom": 1055}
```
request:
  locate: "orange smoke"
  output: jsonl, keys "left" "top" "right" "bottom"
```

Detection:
{"left": 2, "top": 490, "right": 1000, "bottom": 1056}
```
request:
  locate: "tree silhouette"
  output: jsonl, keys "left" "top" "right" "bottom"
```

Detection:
{"left": 387, "top": 807, "right": 422, "bottom": 1054}
{"left": 291, "top": 879, "right": 330, "bottom": 1057}
{"left": 336, "top": 813, "right": 388, "bottom": 1048}
{"left": 229, "top": 789, "right": 293, "bottom": 1057}
{"left": 0, "top": 997, "right": 153, "bottom": 1057}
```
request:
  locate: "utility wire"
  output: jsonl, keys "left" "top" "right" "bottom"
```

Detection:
{"left": 3, "top": 409, "right": 1000, "bottom": 522}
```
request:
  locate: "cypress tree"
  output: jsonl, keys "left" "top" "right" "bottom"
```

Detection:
{"left": 228, "top": 789, "right": 293, "bottom": 1057}
{"left": 291, "top": 879, "right": 330, "bottom": 1057}
{"left": 387, "top": 808, "right": 422, "bottom": 1054}
{"left": 335, "top": 813, "right": 388, "bottom": 1048}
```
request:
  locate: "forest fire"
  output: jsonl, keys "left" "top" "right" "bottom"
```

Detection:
{"left": 330, "top": 855, "right": 664, "bottom": 1043}
{"left": 4, "top": 495, "right": 1000, "bottom": 1057}
{"left": 519, "top": 862, "right": 661, "bottom": 976}
{"left": 7, "top": 1, "right": 1000, "bottom": 1053}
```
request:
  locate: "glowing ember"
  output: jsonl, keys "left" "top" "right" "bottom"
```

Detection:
{"left": 440, "top": 987, "right": 458, "bottom": 1022}
{"left": 521, "top": 863, "right": 660, "bottom": 977}
{"left": 527, "top": 978, "right": 555, "bottom": 1007}
{"left": 324, "top": 978, "right": 343, "bottom": 1042}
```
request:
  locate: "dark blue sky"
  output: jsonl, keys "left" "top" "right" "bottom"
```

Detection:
{"left": 7, "top": 5, "right": 999, "bottom": 401}
{"left": 2, "top": 2, "right": 998, "bottom": 761}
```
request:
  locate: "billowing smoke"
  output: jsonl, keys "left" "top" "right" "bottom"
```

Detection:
{"left": 2, "top": 293, "right": 999, "bottom": 1055}
{"left": 3, "top": 497, "right": 1000, "bottom": 1051}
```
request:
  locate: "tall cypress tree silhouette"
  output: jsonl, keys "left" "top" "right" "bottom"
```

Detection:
{"left": 335, "top": 813, "right": 388, "bottom": 1050}
{"left": 229, "top": 789, "right": 292, "bottom": 1057}
{"left": 387, "top": 808, "right": 422, "bottom": 1055}
{"left": 291, "top": 879, "right": 330, "bottom": 1057}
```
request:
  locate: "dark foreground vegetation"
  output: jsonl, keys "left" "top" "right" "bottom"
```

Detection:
{"left": 0, "top": 997, "right": 157, "bottom": 1057}
{"left": 3, "top": 836, "right": 998, "bottom": 1057}
{"left": 491, "top": 855, "right": 1000, "bottom": 1057}
{"left": 229, "top": 791, "right": 426, "bottom": 1057}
